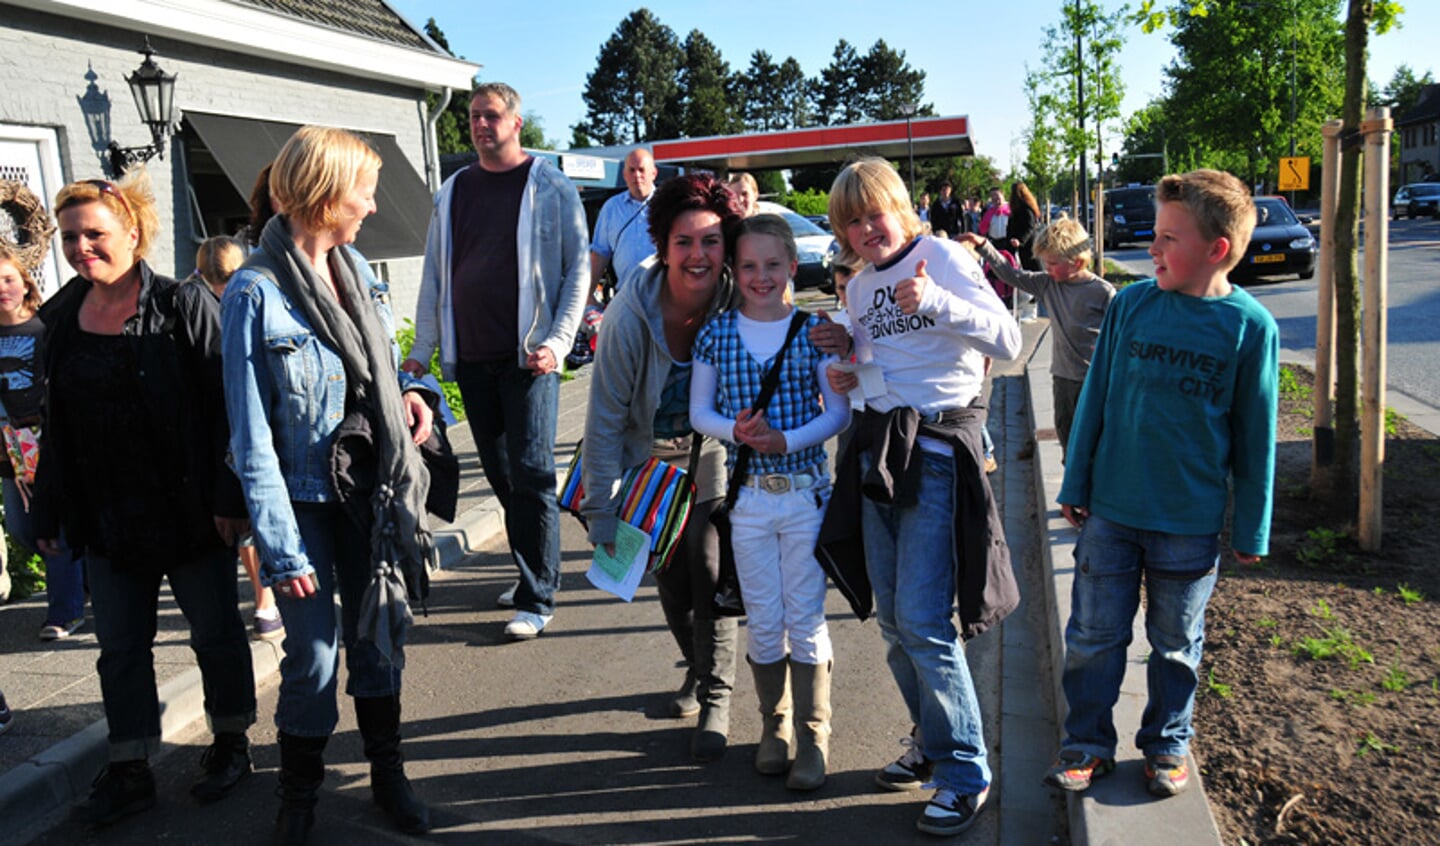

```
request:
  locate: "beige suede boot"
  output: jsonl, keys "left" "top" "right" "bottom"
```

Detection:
{"left": 786, "top": 658, "right": 832, "bottom": 790}
{"left": 748, "top": 656, "right": 793, "bottom": 774}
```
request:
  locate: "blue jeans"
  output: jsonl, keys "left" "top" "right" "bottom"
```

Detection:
{"left": 1060, "top": 514, "right": 1220, "bottom": 760}
{"left": 3, "top": 477, "right": 86, "bottom": 625}
{"left": 862, "top": 450, "right": 991, "bottom": 794}
{"left": 455, "top": 361, "right": 561, "bottom": 615}
{"left": 273, "top": 503, "right": 400, "bottom": 737}
{"left": 88, "top": 545, "right": 256, "bottom": 760}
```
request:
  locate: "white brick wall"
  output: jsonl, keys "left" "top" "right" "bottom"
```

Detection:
{"left": 1, "top": 3, "right": 434, "bottom": 315}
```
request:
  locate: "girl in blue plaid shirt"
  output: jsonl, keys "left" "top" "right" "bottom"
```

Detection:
{"left": 690, "top": 214, "right": 849, "bottom": 790}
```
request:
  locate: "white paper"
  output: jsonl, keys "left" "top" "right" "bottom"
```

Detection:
{"left": 585, "top": 521, "right": 649, "bottom": 602}
{"left": 831, "top": 361, "right": 886, "bottom": 402}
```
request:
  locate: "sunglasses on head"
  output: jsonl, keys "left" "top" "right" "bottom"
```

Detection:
{"left": 86, "top": 179, "right": 136, "bottom": 223}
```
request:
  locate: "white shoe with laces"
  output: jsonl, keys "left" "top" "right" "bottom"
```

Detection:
{"left": 504, "top": 611, "right": 552, "bottom": 640}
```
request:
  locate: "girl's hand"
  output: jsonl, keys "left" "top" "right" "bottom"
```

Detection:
{"left": 738, "top": 428, "right": 787, "bottom": 455}
{"left": 1060, "top": 503, "right": 1088, "bottom": 529}
{"left": 403, "top": 390, "right": 434, "bottom": 446}
{"left": 894, "top": 260, "right": 930, "bottom": 315}
{"left": 274, "top": 572, "right": 319, "bottom": 600}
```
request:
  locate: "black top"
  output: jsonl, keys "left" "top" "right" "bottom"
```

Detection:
{"left": 450, "top": 159, "right": 533, "bottom": 362}
{"left": 0, "top": 315, "right": 46, "bottom": 424}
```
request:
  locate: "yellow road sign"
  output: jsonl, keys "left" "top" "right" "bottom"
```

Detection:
{"left": 1279, "top": 156, "right": 1310, "bottom": 191}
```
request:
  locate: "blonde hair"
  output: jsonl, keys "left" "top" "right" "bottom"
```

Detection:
{"left": 268, "top": 126, "right": 382, "bottom": 234}
{"left": 195, "top": 236, "right": 245, "bottom": 289}
{"left": 827, "top": 158, "right": 922, "bottom": 265}
{"left": 734, "top": 213, "right": 797, "bottom": 305}
{"left": 1033, "top": 217, "right": 1093, "bottom": 268}
{"left": 728, "top": 172, "right": 758, "bottom": 195}
{"left": 1156, "top": 169, "right": 1256, "bottom": 271}
{"left": 0, "top": 241, "right": 43, "bottom": 313}
{"left": 54, "top": 169, "right": 161, "bottom": 260}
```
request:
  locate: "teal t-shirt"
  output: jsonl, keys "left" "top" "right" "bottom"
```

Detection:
{"left": 1057, "top": 280, "right": 1279, "bottom": 555}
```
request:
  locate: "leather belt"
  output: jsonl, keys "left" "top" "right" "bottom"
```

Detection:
{"left": 743, "top": 467, "right": 826, "bottom": 493}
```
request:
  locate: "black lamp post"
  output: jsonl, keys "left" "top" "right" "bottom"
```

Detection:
{"left": 899, "top": 102, "right": 917, "bottom": 201}
{"left": 108, "top": 38, "right": 178, "bottom": 175}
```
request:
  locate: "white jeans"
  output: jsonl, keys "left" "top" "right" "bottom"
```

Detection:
{"left": 729, "top": 484, "right": 833, "bottom": 665}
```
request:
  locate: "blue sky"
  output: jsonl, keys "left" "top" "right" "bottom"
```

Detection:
{"left": 391, "top": 1, "right": 1436, "bottom": 167}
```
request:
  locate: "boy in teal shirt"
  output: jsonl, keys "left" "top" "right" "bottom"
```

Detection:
{"left": 1048, "top": 169, "right": 1278, "bottom": 798}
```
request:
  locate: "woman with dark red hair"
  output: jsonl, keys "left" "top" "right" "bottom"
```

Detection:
{"left": 581, "top": 173, "right": 744, "bottom": 761}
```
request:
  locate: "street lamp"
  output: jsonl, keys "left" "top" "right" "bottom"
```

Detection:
{"left": 899, "top": 103, "right": 918, "bottom": 202}
{"left": 108, "top": 38, "right": 178, "bottom": 175}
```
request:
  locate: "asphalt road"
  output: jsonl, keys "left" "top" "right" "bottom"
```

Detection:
{"left": 1108, "top": 215, "right": 1440, "bottom": 408}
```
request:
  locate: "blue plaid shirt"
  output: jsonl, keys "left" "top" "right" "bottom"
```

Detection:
{"left": 693, "top": 310, "right": 829, "bottom": 475}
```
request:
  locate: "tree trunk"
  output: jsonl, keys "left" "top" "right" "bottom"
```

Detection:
{"left": 1327, "top": 0, "right": 1370, "bottom": 518}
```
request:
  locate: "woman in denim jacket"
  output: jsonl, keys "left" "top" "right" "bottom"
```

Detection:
{"left": 221, "top": 127, "right": 435, "bottom": 844}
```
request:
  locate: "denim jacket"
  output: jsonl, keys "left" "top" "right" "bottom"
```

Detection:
{"left": 221, "top": 247, "right": 422, "bottom": 585}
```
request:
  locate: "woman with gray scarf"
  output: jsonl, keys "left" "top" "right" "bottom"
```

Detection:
{"left": 220, "top": 126, "right": 435, "bottom": 843}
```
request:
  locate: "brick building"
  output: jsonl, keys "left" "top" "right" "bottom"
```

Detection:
{"left": 0, "top": 0, "right": 477, "bottom": 316}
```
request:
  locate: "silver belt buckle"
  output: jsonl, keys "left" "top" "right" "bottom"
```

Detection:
{"left": 760, "top": 474, "right": 791, "bottom": 494}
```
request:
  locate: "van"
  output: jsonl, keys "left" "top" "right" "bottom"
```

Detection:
{"left": 1103, "top": 185, "right": 1157, "bottom": 247}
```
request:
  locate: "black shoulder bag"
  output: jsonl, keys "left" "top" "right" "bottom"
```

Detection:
{"left": 711, "top": 309, "right": 811, "bottom": 617}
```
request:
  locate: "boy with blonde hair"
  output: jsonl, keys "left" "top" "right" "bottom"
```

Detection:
{"left": 1047, "top": 169, "right": 1278, "bottom": 799}
{"left": 818, "top": 158, "right": 1020, "bottom": 836}
{"left": 960, "top": 216, "right": 1114, "bottom": 457}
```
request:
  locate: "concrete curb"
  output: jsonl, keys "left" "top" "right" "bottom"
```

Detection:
{"left": 1024, "top": 327, "right": 1224, "bottom": 846}
{"left": 0, "top": 505, "right": 494, "bottom": 841}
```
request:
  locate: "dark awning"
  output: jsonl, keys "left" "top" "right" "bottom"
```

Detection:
{"left": 185, "top": 111, "right": 432, "bottom": 261}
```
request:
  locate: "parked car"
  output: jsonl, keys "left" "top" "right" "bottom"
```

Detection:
{"left": 804, "top": 214, "right": 832, "bottom": 232}
{"left": 1233, "top": 196, "right": 1316, "bottom": 282}
{"left": 1392, "top": 183, "right": 1440, "bottom": 219}
{"left": 756, "top": 202, "right": 837, "bottom": 289}
{"left": 1102, "top": 185, "right": 1157, "bottom": 247}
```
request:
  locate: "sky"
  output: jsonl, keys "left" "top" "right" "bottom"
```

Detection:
{"left": 390, "top": 0, "right": 1437, "bottom": 168}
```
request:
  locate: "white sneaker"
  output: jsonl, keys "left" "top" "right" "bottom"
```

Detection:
{"left": 504, "top": 611, "right": 552, "bottom": 640}
{"left": 496, "top": 581, "right": 518, "bottom": 609}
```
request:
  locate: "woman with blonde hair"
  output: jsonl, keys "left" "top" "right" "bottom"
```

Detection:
{"left": 34, "top": 170, "right": 256, "bottom": 826}
{"left": 221, "top": 126, "right": 436, "bottom": 842}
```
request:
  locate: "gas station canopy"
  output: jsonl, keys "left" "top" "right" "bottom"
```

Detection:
{"left": 648, "top": 115, "right": 973, "bottom": 171}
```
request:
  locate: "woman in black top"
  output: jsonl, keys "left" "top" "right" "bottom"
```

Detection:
{"left": 1006, "top": 181, "right": 1043, "bottom": 271}
{"left": 33, "top": 171, "right": 255, "bottom": 827}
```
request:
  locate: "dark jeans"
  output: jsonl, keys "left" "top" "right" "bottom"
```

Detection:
{"left": 1053, "top": 376, "right": 1085, "bottom": 460}
{"left": 88, "top": 545, "right": 256, "bottom": 760}
{"left": 273, "top": 502, "right": 399, "bottom": 737}
{"left": 654, "top": 496, "right": 723, "bottom": 632}
{"left": 3, "top": 477, "right": 86, "bottom": 625}
{"left": 455, "top": 360, "right": 561, "bottom": 615}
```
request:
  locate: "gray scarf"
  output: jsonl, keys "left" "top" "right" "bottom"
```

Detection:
{"left": 257, "top": 215, "right": 433, "bottom": 667}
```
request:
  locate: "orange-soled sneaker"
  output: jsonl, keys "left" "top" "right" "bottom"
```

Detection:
{"left": 1144, "top": 753, "right": 1190, "bottom": 797}
{"left": 1042, "top": 749, "right": 1116, "bottom": 792}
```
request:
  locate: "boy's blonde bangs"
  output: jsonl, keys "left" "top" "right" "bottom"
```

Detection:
{"left": 1034, "top": 217, "right": 1093, "bottom": 265}
{"left": 828, "top": 159, "right": 922, "bottom": 265}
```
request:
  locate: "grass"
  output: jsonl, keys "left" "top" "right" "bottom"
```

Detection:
{"left": 1385, "top": 407, "right": 1406, "bottom": 436}
{"left": 1356, "top": 732, "right": 1399, "bottom": 757}
{"left": 1331, "top": 687, "right": 1377, "bottom": 707}
{"left": 1297, "top": 527, "right": 1349, "bottom": 569}
{"left": 1206, "top": 668, "right": 1233, "bottom": 699}
{"left": 1397, "top": 583, "right": 1425, "bottom": 605}
{"left": 1308, "top": 597, "right": 1335, "bottom": 620}
{"left": 1293, "top": 627, "right": 1374, "bottom": 670}
{"left": 1382, "top": 660, "right": 1410, "bottom": 692}
{"left": 1278, "top": 365, "right": 1313, "bottom": 402}
{"left": 395, "top": 319, "right": 466, "bottom": 421}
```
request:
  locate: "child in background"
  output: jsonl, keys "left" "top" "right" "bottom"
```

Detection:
{"left": 818, "top": 159, "right": 1021, "bottom": 837}
{"left": 1049, "top": 169, "right": 1278, "bottom": 799}
{"left": 960, "top": 217, "right": 1116, "bottom": 460}
{"left": 193, "top": 236, "right": 283, "bottom": 642}
{"left": 0, "top": 240, "right": 88, "bottom": 641}
{"left": 690, "top": 214, "right": 849, "bottom": 790}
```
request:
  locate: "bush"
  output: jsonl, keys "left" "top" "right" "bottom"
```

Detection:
{"left": 395, "top": 319, "right": 466, "bottom": 421}
{"left": 782, "top": 188, "right": 830, "bottom": 218}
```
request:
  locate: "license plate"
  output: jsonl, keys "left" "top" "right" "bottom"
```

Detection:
{"left": 1134, "top": 230, "right": 1153, "bottom": 237}
{"left": 1252, "top": 254, "right": 1285, "bottom": 264}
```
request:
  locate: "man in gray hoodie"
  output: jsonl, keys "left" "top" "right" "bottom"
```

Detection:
{"left": 404, "top": 82, "right": 588, "bottom": 640}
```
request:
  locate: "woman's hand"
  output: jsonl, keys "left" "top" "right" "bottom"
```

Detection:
{"left": 826, "top": 363, "right": 858, "bottom": 396}
{"left": 403, "top": 390, "right": 434, "bottom": 446}
{"left": 213, "top": 516, "right": 251, "bottom": 547}
{"left": 274, "top": 572, "right": 318, "bottom": 600}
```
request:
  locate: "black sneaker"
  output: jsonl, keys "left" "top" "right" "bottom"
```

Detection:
{"left": 74, "top": 760, "right": 156, "bottom": 827}
{"left": 916, "top": 786, "right": 990, "bottom": 836}
{"left": 191, "top": 733, "right": 253, "bottom": 801}
{"left": 0, "top": 692, "right": 12, "bottom": 735}
{"left": 875, "top": 728, "right": 933, "bottom": 791}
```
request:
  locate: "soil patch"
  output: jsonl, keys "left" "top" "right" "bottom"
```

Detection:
{"left": 1195, "top": 364, "right": 1440, "bottom": 844}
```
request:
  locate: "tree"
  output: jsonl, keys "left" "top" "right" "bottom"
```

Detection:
{"left": 855, "top": 39, "right": 931, "bottom": 121}
{"left": 1022, "top": 65, "right": 1066, "bottom": 210}
{"left": 1134, "top": 0, "right": 1406, "bottom": 517}
{"left": 578, "top": 9, "right": 684, "bottom": 145}
{"left": 739, "top": 50, "right": 784, "bottom": 131}
{"left": 422, "top": 17, "right": 476, "bottom": 155}
{"left": 1029, "top": 0, "right": 1129, "bottom": 224}
{"left": 519, "top": 112, "right": 555, "bottom": 151}
{"left": 679, "top": 30, "right": 741, "bottom": 137}
{"left": 812, "top": 40, "right": 864, "bottom": 126}
{"left": 775, "top": 58, "right": 815, "bottom": 129}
